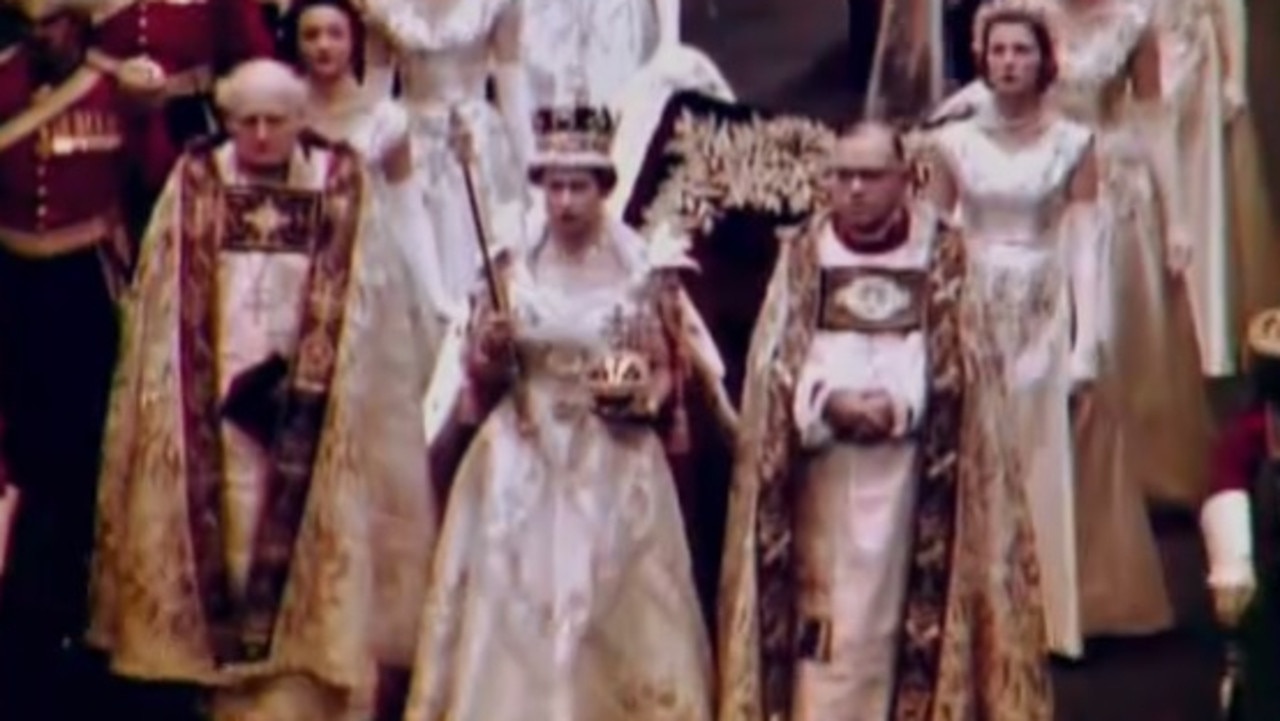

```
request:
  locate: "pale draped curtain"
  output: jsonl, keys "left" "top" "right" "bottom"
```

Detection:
{"left": 864, "top": 0, "right": 945, "bottom": 121}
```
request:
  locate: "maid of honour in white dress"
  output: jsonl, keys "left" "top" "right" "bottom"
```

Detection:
{"left": 1051, "top": 0, "right": 1213, "bottom": 635}
{"left": 933, "top": 0, "right": 1213, "bottom": 644}
{"left": 361, "top": 0, "right": 533, "bottom": 307}
{"left": 929, "top": 111, "right": 1097, "bottom": 658}
{"left": 290, "top": 0, "right": 457, "bottom": 324}
{"left": 1155, "top": 0, "right": 1240, "bottom": 374}
{"left": 287, "top": 0, "right": 451, "bottom": 677}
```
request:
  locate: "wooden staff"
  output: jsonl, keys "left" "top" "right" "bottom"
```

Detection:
{"left": 447, "top": 109, "right": 533, "bottom": 432}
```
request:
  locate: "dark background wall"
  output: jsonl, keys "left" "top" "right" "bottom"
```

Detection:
{"left": 1248, "top": 0, "right": 1280, "bottom": 212}
{"left": 682, "top": 0, "right": 859, "bottom": 119}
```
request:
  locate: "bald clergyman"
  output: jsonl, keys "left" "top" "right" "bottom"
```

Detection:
{"left": 86, "top": 58, "right": 438, "bottom": 721}
{"left": 718, "top": 121, "right": 1053, "bottom": 721}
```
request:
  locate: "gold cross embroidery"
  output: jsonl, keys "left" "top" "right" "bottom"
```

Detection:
{"left": 244, "top": 200, "right": 287, "bottom": 246}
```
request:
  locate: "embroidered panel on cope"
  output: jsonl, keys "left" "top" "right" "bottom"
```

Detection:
{"left": 750, "top": 217, "right": 966, "bottom": 720}
{"left": 621, "top": 90, "right": 835, "bottom": 402}
{"left": 619, "top": 92, "right": 835, "bottom": 628}
{"left": 175, "top": 148, "right": 364, "bottom": 665}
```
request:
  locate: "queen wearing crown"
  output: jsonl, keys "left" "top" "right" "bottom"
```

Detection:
{"left": 401, "top": 102, "right": 717, "bottom": 721}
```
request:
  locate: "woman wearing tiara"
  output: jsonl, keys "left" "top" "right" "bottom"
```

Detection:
{"left": 933, "top": 0, "right": 1213, "bottom": 646}
{"left": 357, "top": 0, "right": 533, "bottom": 308}
{"left": 926, "top": 0, "right": 1100, "bottom": 658}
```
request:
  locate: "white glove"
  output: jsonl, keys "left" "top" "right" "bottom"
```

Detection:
{"left": 1224, "top": 82, "right": 1247, "bottom": 123}
{"left": 1201, "top": 490, "right": 1257, "bottom": 627}
{"left": 1165, "top": 226, "right": 1194, "bottom": 278}
{"left": 1068, "top": 346, "right": 1098, "bottom": 388}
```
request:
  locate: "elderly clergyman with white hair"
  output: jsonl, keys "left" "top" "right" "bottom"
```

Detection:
{"left": 87, "top": 58, "right": 438, "bottom": 720}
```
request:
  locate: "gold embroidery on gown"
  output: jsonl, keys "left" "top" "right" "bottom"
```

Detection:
{"left": 402, "top": 224, "right": 713, "bottom": 721}
{"left": 931, "top": 116, "right": 1090, "bottom": 656}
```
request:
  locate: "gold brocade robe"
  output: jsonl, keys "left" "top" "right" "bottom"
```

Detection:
{"left": 717, "top": 207, "right": 1051, "bottom": 721}
{"left": 87, "top": 136, "right": 437, "bottom": 718}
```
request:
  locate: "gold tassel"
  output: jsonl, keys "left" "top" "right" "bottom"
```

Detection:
{"left": 654, "top": 272, "right": 692, "bottom": 455}
{"left": 668, "top": 379, "right": 691, "bottom": 455}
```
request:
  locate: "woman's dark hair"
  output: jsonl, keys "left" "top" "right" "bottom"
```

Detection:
{"left": 974, "top": 9, "right": 1058, "bottom": 92}
{"left": 279, "top": 0, "right": 366, "bottom": 80}
{"left": 528, "top": 165, "right": 619, "bottom": 195}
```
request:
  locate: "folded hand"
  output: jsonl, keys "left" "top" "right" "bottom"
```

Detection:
{"left": 1211, "top": 578, "right": 1256, "bottom": 629}
{"left": 824, "top": 389, "right": 896, "bottom": 443}
{"left": 1165, "top": 228, "right": 1194, "bottom": 278}
{"left": 1223, "top": 83, "right": 1247, "bottom": 123}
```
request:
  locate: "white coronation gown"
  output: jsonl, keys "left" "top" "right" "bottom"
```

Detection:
{"left": 931, "top": 116, "right": 1093, "bottom": 657}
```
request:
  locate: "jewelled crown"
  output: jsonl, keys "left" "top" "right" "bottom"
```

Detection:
{"left": 529, "top": 104, "right": 618, "bottom": 176}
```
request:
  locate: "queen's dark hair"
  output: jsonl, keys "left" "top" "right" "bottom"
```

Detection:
{"left": 528, "top": 165, "right": 619, "bottom": 194}
{"left": 279, "top": 0, "right": 366, "bottom": 80}
{"left": 974, "top": 9, "right": 1058, "bottom": 92}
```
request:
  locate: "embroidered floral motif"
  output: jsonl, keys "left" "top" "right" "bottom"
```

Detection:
{"left": 640, "top": 110, "right": 834, "bottom": 235}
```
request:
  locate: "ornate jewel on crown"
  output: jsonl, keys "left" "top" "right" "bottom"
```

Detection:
{"left": 530, "top": 102, "right": 618, "bottom": 171}
{"left": 530, "top": 60, "right": 616, "bottom": 167}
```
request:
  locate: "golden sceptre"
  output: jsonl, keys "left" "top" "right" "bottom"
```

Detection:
{"left": 447, "top": 109, "right": 533, "bottom": 433}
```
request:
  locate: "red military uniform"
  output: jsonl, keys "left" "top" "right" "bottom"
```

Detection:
{"left": 94, "top": 0, "right": 274, "bottom": 188}
{"left": 0, "top": 47, "right": 134, "bottom": 282}
{"left": 1204, "top": 308, "right": 1280, "bottom": 720}
{"left": 0, "top": 40, "right": 133, "bottom": 720}
{"left": 1212, "top": 408, "right": 1267, "bottom": 496}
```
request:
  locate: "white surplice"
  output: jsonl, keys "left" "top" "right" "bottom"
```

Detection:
{"left": 788, "top": 222, "right": 928, "bottom": 721}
